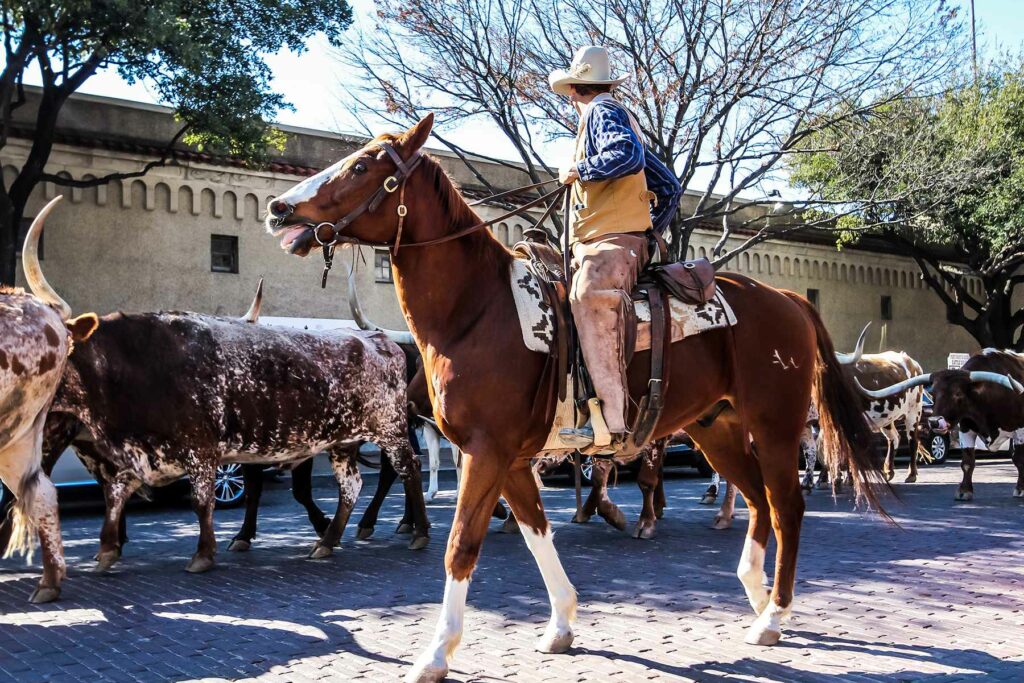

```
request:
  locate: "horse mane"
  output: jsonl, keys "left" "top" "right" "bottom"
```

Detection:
{"left": 374, "top": 133, "right": 513, "bottom": 269}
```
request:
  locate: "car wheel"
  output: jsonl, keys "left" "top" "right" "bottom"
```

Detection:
{"left": 213, "top": 464, "right": 246, "bottom": 508}
{"left": 928, "top": 434, "right": 949, "bottom": 465}
{"left": 579, "top": 456, "right": 595, "bottom": 486}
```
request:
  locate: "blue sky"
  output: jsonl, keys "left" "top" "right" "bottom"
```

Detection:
{"left": 25, "top": 0, "right": 1024, "bottom": 166}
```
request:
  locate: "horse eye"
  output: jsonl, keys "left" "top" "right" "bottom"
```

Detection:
{"left": 353, "top": 162, "right": 367, "bottom": 175}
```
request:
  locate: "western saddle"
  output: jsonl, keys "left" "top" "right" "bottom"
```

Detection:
{"left": 514, "top": 231, "right": 716, "bottom": 457}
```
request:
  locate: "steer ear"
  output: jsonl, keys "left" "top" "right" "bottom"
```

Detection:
{"left": 399, "top": 113, "right": 434, "bottom": 155}
{"left": 66, "top": 313, "right": 99, "bottom": 342}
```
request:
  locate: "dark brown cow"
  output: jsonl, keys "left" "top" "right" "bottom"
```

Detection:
{"left": 265, "top": 116, "right": 882, "bottom": 679}
{"left": 34, "top": 226, "right": 428, "bottom": 572}
{"left": 0, "top": 198, "right": 97, "bottom": 603}
{"left": 862, "top": 349, "right": 1024, "bottom": 500}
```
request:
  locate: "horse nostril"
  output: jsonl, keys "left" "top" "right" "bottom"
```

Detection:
{"left": 270, "top": 199, "right": 292, "bottom": 219}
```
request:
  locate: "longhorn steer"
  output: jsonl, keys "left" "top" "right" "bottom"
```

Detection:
{"left": 43, "top": 284, "right": 428, "bottom": 572}
{"left": 0, "top": 197, "right": 97, "bottom": 602}
{"left": 828, "top": 326, "right": 925, "bottom": 485}
{"left": 862, "top": 349, "right": 1024, "bottom": 500}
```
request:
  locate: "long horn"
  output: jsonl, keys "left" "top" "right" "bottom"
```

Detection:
{"left": 345, "top": 259, "right": 415, "bottom": 346}
{"left": 23, "top": 196, "right": 72, "bottom": 321}
{"left": 241, "top": 277, "right": 264, "bottom": 323}
{"left": 968, "top": 371, "right": 1024, "bottom": 394}
{"left": 854, "top": 373, "right": 932, "bottom": 399}
{"left": 835, "top": 322, "right": 870, "bottom": 365}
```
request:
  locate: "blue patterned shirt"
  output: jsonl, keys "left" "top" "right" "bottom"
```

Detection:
{"left": 575, "top": 95, "right": 681, "bottom": 234}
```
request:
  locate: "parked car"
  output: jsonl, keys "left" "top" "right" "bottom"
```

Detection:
{"left": 539, "top": 432, "right": 713, "bottom": 484}
{"left": 884, "top": 391, "right": 955, "bottom": 465}
{"left": 41, "top": 448, "right": 247, "bottom": 508}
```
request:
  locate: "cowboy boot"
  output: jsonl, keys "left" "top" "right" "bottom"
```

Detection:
{"left": 561, "top": 289, "right": 631, "bottom": 449}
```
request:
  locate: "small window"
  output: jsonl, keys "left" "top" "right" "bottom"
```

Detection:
{"left": 881, "top": 295, "right": 893, "bottom": 321}
{"left": 15, "top": 217, "right": 41, "bottom": 258}
{"left": 211, "top": 235, "right": 238, "bottom": 273}
{"left": 806, "top": 288, "right": 819, "bottom": 309}
{"left": 374, "top": 249, "right": 393, "bottom": 283}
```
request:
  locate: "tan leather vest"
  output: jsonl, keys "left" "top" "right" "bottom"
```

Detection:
{"left": 570, "top": 101, "right": 654, "bottom": 244}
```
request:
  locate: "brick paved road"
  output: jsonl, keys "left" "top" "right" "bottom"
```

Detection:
{"left": 1, "top": 460, "right": 1022, "bottom": 682}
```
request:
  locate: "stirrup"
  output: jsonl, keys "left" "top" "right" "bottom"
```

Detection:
{"left": 559, "top": 425, "right": 595, "bottom": 449}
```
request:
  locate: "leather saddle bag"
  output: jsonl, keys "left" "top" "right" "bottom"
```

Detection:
{"left": 651, "top": 258, "right": 717, "bottom": 305}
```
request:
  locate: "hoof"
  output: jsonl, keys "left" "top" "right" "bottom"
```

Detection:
{"left": 498, "top": 517, "right": 520, "bottom": 534}
{"left": 405, "top": 661, "right": 448, "bottom": 683}
{"left": 654, "top": 508, "right": 664, "bottom": 520}
{"left": 904, "top": 474, "right": 918, "bottom": 484}
{"left": 712, "top": 514, "right": 733, "bottom": 530}
{"left": 408, "top": 535, "right": 429, "bottom": 550}
{"left": 427, "top": 488, "right": 438, "bottom": 502}
{"left": 632, "top": 521, "right": 656, "bottom": 540}
{"left": 955, "top": 490, "right": 974, "bottom": 502}
{"left": 308, "top": 543, "right": 333, "bottom": 559}
{"left": 492, "top": 502, "right": 509, "bottom": 520}
{"left": 570, "top": 511, "right": 592, "bottom": 524}
{"left": 537, "top": 626, "right": 574, "bottom": 654}
{"left": 227, "top": 538, "right": 251, "bottom": 552}
{"left": 815, "top": 480, "right": 830, "bottom": 491}
{"left": 800, "top": 483, "right": 812, "bottom": 494}
{"left": 396, "top": 522, "right": 414, "bottom": 535}
{"left": 745, "top": 624, "right": 782, "bottom": 646}
{"left": 185, "top": 555, "right": 214, "bottom": 574}
{"left": 356, "top": 526, "right": 374, "bottom": 540}
{"left": 605, "top": 508, "right": 627, "bottom": 532}
{"left": 699, "top": 493, "right": 717, "bottom": 505}
{"left": 29, "top": 585, "right": 60, "bottom": 604}
{"left": 883, "top": 470, "right": 895, "bottom": 483}
{"left": 1013, "top": 488, "right": 1024, "bottom": 498}
{"left": 95, "top": 549, "right": 121, "bottom": 572}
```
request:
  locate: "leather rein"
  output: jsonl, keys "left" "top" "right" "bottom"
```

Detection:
{"left": 298, "top": 141, "right": 567, "bottom": 287}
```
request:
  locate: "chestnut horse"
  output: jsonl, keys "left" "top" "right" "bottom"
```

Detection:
{"left": 265, "top": 115, "right": 881, "bottom": 682}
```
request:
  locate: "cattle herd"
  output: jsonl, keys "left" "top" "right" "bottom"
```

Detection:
{"left": 3, "top": 171, "right": 1024, "bottom": 679}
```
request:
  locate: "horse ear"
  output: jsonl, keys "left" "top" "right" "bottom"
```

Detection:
{"left": 399, "top": 114, "right": 434, "bottom": 154}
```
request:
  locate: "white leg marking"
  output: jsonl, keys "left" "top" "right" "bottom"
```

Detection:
{"left": 452, "top": 447, "right": 463, "bottom": 490}
{"left": 737, "top": 535, "right": 769, "bottom": 615}
{"left": 518, "top": 525, "right": 577, "bottom": 653}
{"left": 745, "top": 601, "right": 791, "bottom": 646}
{"left": 422, "top": 425, "right": 441, "bottom": 501}
{"left": 407, "top": 577, "right": 468, "bottom": 683}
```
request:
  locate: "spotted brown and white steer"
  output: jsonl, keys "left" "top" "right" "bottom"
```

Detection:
{"left": 860, "top": 348, "right": 1024, "bottom": 500}
{"left": 42, "top": 286, "right": 428, "bottom": 573}
{"left": 812, "top": 331, "right": 925, "bottom": 487}
{"left": 0, "top": 197, "right": 97, "bottom": 602}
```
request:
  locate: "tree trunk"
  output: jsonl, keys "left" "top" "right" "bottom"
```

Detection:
{"left": 0, "top": 192, "right": 15, "bottom": 286}
{"left": 981, "top": 278, "right": 1017, "bottom": 350}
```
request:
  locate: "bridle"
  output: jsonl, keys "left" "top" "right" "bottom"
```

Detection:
{"left": 279, "top": 140, "right": 567, "bottom": 287}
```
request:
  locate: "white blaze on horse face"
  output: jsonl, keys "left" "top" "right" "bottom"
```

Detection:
{"left": 274, "top": 151, "right": 359, "bottom": 208}
{"left": 407, "top": 577, "right": 468, "bottom": 682}
{"left": 517, "top": 524, "right": 577, "bottom": 653}
{"left": 737, "top": 534, "right": 769, "bottom": 615}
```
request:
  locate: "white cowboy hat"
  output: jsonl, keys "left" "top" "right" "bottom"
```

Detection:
{"left": 548, "top": 46, "right": 629, "bottom": 96}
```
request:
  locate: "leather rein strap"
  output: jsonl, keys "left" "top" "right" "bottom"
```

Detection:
{"left": 312, "top": 141, "right": 566, "bottom": 257}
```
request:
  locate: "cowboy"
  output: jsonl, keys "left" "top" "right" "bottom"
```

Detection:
{"left": 550, "top": 45, "right": 682, "bottom": 451}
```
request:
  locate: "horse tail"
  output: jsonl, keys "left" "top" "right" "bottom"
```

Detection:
{"left": 3, "top": 467, "right": 41, "bottom": 562}
{"left": 784, "top": 292, "right": 889, "bottom": 518}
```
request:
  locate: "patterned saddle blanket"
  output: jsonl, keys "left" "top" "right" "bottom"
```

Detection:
{"left": 509, "top": 259, "right": 736, "bottom": 355}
